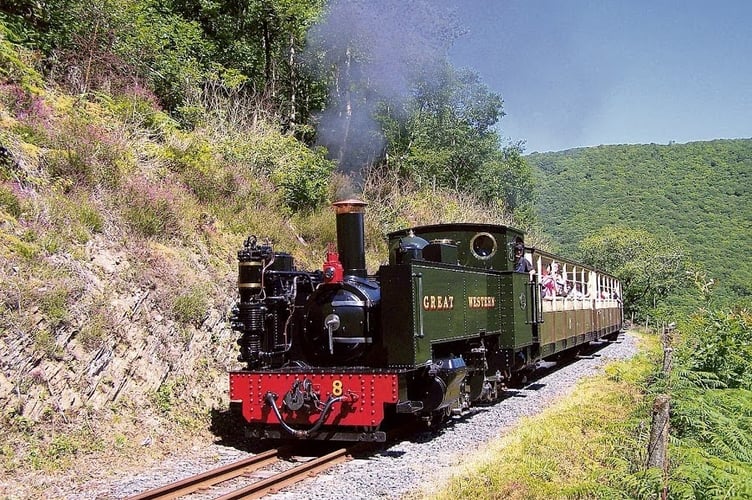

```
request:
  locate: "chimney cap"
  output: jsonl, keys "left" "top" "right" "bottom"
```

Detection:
{"left": 333, "top": 199, "right": 367, "bottom": 214}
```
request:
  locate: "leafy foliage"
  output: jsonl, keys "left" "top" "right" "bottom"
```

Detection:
{"left": 0, "top": 20, "right": 42, "bottom": 86}
{"left": 398, "top": 65, "right": 503, "bottom": 190}
{"left": 663, "top": 307, "right": 752, "bottom": 498}
{"left": 120, "top": 175, "right": 184, "bottom": 238}
{"left": 677, "top": 308, "right": 752, "bottom": 390}
{"left": 1, "top": 0, "right": 320, "bottom": 119}
{"left": 2, "top": 1, "right": 531, "bottom": 227}
{"left": 576, "top": 226, "right": 690, "bottom": 318}
{"left": 0, "top": 183, "right": 21, "bottom": 217}
{"left": 471, "top": 143, "right": 536, "bottom": 221}
{"left": 166, "top": 0, "right": 326, "bottom": 123}
{"left": 374, "top": 63, "right": 536, "bottom": 225}
{"left": 172, "top": 284, "right": 209, "bottom": 326}
{"left": 244, "top": 130, "right": 336, "bottom": 212}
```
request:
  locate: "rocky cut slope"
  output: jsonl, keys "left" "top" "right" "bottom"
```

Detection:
{"left": 0, "top": 72, "right": 329, "bottom": 493}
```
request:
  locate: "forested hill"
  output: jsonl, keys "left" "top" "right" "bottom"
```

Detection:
{"left": 527, "top": 138, "right": 752, "bottom": 300}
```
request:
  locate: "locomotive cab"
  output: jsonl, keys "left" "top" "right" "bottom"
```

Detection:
{"left": 388, "top": 223, "right": 526, "bottom": 271}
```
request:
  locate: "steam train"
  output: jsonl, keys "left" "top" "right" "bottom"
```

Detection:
{"left": 228, "top": 200, "right": 622, "bottom": 442}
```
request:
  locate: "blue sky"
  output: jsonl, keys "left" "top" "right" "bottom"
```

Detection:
{"left": 449, "top": 1, "right": 752, "bottom": 153}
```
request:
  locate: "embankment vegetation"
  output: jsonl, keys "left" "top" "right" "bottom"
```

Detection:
{"left": 426, "top": 332, "right": 661, "bottom": 499}
{"left": 425, "top": 305, "right": 751, "bottom": 499}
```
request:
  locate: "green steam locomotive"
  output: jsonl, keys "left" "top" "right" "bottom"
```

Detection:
{"left": 229, "top": 200, "right": 622, "bottom": 441}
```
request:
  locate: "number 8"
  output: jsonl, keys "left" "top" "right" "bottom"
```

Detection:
{"left": 332, "top": 380, "right": 343, "bottom": 396}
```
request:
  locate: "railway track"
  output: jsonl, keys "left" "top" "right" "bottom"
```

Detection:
{"left": 126, "top": 447, "right": 350, "bottom": 500}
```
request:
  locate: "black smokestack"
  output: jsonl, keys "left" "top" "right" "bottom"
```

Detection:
{"left": 333, "top": 199, "right": 367, "bottom": 278}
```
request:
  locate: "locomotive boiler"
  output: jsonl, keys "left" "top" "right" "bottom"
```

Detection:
{"left": 228, "top": 200, "right": 622, "bottom": 441}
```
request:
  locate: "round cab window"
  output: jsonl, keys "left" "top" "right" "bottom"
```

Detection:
{"left": 470, "top": 232, "right": 497, "bottom": 259}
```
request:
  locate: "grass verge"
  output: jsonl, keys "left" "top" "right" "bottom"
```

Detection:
{"left": 421, "top": 331, "right": 661, "bottom": 500}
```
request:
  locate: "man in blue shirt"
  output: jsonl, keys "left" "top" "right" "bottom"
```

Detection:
{"left": 513, "top": 243, "right": 535, "bottom": 279}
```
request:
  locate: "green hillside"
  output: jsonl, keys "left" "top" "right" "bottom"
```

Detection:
{"left": 527, "top": 139, "right": 752, "bottom": 301}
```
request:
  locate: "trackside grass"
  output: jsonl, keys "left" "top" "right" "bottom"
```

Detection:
{"left": 421, "top": 331, "right": 661, "bottom": 500}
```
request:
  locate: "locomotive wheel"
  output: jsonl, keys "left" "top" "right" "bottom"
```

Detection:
{"left": 427, "top": 407, "right": 452, "bottom": 430}
{"left": 508, "top": 370, "right": 529, "bottom": 388}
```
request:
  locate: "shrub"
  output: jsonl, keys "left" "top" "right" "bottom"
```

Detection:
{"left": 172, "top": 285, "right": 209, "bottom": 326}
{"left": 270, "top": 150, "right": 334, "bottom": 213}
{"left": 76, "top": 201, "right": 104, "bottom": 234}
{"left": 249, "top": 133, "right": 335, "bottom": 213}
{"left": 666, "top": 307, "right": 752, "bottom": 498}
{"left": 678, "top": 307, "right": 752, "bottom": 389}
{"left": 46, "top": 191, "right": 104, "bottom": 245}
{"left": 2, "top": 84, "right": 53, "bottom": 146}
{"left": 78, "top": 305, "right": 114, "bottom": 350}
{"left": 2, "top": 232, "right": 38, "bottom": 259}
{"left": 0, "top": 23, "right": 43, "bottom": 86}
{"left": 183, "top": 166, "right": 237, "bottom": 203}
{"left": 0, "top": 183, "right": 21, "bottom": 217}
{"left": 46, "top": 116, "right": 133, "bottom": 190}
{"left": 38, "top": 283, "right": 70, "bottom": 329}
{"left": 33, "top": 328, "right": 63, "bottom": 359}
{"left": 151, "top": 376, "right": 188, "bottom": 414}
{"left": 162, "top": 134, "right": 213, "bottom": 174}
{"left": 95, "top": 89, "right": 173, "bottom": 136}
{"left": 160, "top": 134, "right": 238, "bottom": 202}
{"left": 121, "top": 175, "right": 182, "bottom": 238}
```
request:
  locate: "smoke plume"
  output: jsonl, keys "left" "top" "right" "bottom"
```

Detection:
{"left": 305, "top": 0, "right": 461, "bottom": 182}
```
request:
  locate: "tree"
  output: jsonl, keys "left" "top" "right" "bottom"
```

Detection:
{"left": 305, "top": 0, "right": 463, "bottom": 173}
{"left": 528, "top": 139, "right": 752, "bottom": 304}
{"left": 576, "top": 226, "right": 690, "bottom": 319}
{"left": 378, "top": 63, "right": 503, "bottom": 187}
{"left": 162, "top": 0, "right": 326, "bottom": 123}
{"left": 372, "top": 63, "right": 535, "bottom": 221}
{"left": 471, "top": 142, "right": 535, "bottom": 220}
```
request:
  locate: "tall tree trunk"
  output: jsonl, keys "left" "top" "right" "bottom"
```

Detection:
{"left": 288, "top": 34, "right": 296, "bottom": 127}
{"left": 262, "top": 15, "right": 273, "bottom": 97}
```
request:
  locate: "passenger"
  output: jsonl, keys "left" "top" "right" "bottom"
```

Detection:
{"left": 568, "top": 283, "right": 584, "bottom": 299}
{"left": 513, "top": 243, "right": 535, "bottom": 279}
{"left": 541, "top": 262, "right": 561, "bottom": 298}
{"left": 553, "top": 263, "right": 567, "bottom": 295}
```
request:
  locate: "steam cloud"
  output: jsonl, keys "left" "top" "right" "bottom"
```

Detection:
{"left": 306, "top": 0, "right": 461, "bottom": 180}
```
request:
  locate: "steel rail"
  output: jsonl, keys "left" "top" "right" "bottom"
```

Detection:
{"left": 214, "top": 448, "right": 350, "bottom": 500}
{"left": 126, "top": 448, "right": 280, "bottom": 500}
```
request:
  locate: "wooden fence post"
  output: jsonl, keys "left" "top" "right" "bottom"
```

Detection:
{"left": 647, "top": 394, "right": 670, "bottom": 470}
{"left": 646, "top": 322, "right": 675, "bottom": 499}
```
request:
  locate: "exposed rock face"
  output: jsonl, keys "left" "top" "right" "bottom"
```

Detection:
{"left": 0, "top": 233, "right": 240, "bottom": 425}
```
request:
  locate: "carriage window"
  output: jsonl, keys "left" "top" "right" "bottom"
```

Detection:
{"left": 470, "top": 232, "right": 497, "bottom": 260}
